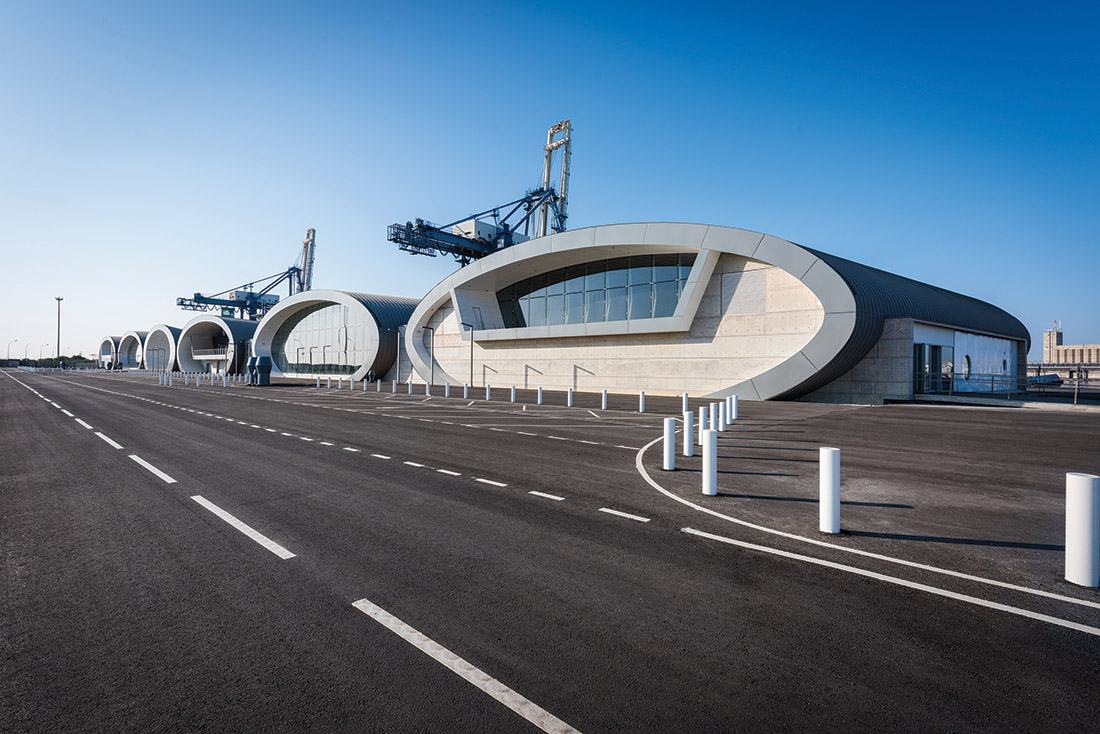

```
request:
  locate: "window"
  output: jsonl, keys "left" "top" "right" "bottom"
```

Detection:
{"left": 496, "top": 252, "right": 696, "bottom": 328}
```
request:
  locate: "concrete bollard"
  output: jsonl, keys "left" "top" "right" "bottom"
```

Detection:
{"left": 698, "top": 405, "right": 708, "bottom": 445}
{"left": 485, "top": 384, "right": 491, "bottom": 401}
{"left": 730, "top": 394, "right": 739, "bottom": 421}
{"left": 639, "top": 391, "right": 645, "bottom": 413}
{"left": 682, "top": 392, "right": 689, "bottom": 413}
{"left": 567, "top": 388, "right": 573, "bottom": 407}
{"left": 663, "top": 418, "right": 676, "bottom": 471}
{"left": 511, "top": 386, "right": 516, "bottom": 402}
{"left": 820, "top": 448, "right": 841, "bottom": 533}
{"left": 702, "top": 429, "right": 717, "bottom": 495}
{"left": 537, "top": 386, "right": 543, "bottom": 405}
{"left": 1066, "top": 473, "right": 1100, "bottom": 587}
{"left": 463, "top": 383, "right": 469, "bottom": 399}
{"left": 683, "top": 411, "right": 694, "bottom": 457}
{"left": 710, "top": 403, "right": 719, "bottom": 431}
{"left": 602, "top": 389, "right": 608, "bottom": 410}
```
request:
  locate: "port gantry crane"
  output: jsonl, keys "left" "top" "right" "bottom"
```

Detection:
{"left": 176, "top": 228, "right": 317, "bottom": 320}
{"left": 388, "top": 119, "right": 572, "bottom": 265}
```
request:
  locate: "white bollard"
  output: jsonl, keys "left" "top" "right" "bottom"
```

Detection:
{"left": 377, "top": 380, "right": 382, "bottom": 392}
{"left": 1066, "top": 473, "right": 1100, "bottom": 587}
{"left": 445, "top": 383, "right": 450, "bottom": 397}
{"left": 683, "top": 411, "right": 694, "bottom": 457}
{"left": 184, "top": 374, "right": 189, "bottom": 386}
{"left": 408, "top": 381, "right": 412, "bottom": 395}
{"left": 363, "top": 379, "right": 367, "bottom": 391}
{"left": 316, "top": 377, "right": 320, "bottom": 388}
{"left": 392, "top": 380, "right": 397, "bottom": 393}
{"left": 338, "top": 377, "right": 343, "bottom": 390}
{"left": 567, "top": 388, "right": 573, "bottom": 407}
{"left": 223, "top": 375, "right": 227, "bottom": 387}
{"left": 602, "top": 389, "right": 608, "bottom": 410}
{"left": 639, "top": 390, "right": 645, "bottom": 413}
{"left": 485, "top": 384, "right": 491, "bottom": 401}
{"left": 718, "top": 401, "right": 727, "bottom": 431}
{"left": 537, "top": 386, "right": 543, "bottom": 405}
{"left": 698, "top": 405, "right": 708, "bottom": 444}
{"left": 169, "top": 374, "right": 173, "bottom": 386}
{"left": 702, "top": 429, "right": 717, "bottom": 495}
{"left": 511, "top": 386, "right": 516, "bottom": 402}
{"left": 682, "top": 392, "right": 689, "bottom": 413}
{"left": 820, "top": 447, "right": 841, "bottom": 533}
{"left": 710, "top": 403, "right": 719, "bottom": 431}
{"left": 663, "top": 418, "right": 676, "bottom": 471}
{"left": 425, "top": 382, "right": 430, "bottom": 395}
{"left": 730, "top": 394, "right": 739, "bottom": 421}
{"left": 463, "top": 383, "right": 469, "bottom": 399}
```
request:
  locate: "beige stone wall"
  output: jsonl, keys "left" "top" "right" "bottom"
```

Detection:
{"left": 1050, "top": 344, "right": 1100, "bottom": 364}
{"left": 411, "top": 254, "right": 824, "bottom": 395}
{"left": 799, "top": 318, "right": 915, "bottom": 405}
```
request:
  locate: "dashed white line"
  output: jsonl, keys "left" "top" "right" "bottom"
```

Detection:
{"left": 265, "top": 428, "right": 276, "bottom": 432}
{"left": 352, "top": 598, "right": 579, "bottom": 733}
{"left": 599, "top": 508, "right": 650, "bottom": 523}
{"left": 129, "top": 454, "right": 177, "bottom": 484}
{"left": 475, "top": 478, "right": 508, "bottom": 487}
{"left": 301, "top": 437, "right": 315, "bottom": 442}
{"left": 518, "top": 431, "right": 537, "bottom": 436}
{"left": 404, "top": 461, "right": 425, "bottom": 467}
{"left": 61, "top": 409, "right": 74, "bottom": 417}
{"left": 372, "top": 453, "right": 391, "bottom": 460}
{"left": 529, "top": 491, "right": 565, "bottom": 501}
{"left": 190, "top": 496, "right": 296, "bottom": 560}
{"left": 95, "top": 432, "right": 123, "bottom": 449}
{"left": 437, "top": 469, "right": 461, "bottom": 476}
{"left": 344, "top": 447, "right": 360, "bottom": 452}
{"left": 320, "top": 441, "right": 334, "bottom": 446}
{"left": 548, "top": 436, "right": 568, "bottom": 441}
{"left": 74, "top": 419, "right": 93, "bottom": 430}
{"left": 281, "top": 432, "right": 293, "bottom": 436}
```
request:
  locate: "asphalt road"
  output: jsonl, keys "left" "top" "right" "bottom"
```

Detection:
{"left": 3, "top": 369, "right": 1100, "bottom": 732}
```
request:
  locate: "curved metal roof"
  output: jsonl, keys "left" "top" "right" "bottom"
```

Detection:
{"left": 343, "top": 292, "right": 419, "bottom": 376}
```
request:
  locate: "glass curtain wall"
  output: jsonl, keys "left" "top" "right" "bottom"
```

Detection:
{"left": 271, "top": 302, "right": 371, "bottom": 376}
{"left": 497, "top": 253, "right": 696, "bottom": 329}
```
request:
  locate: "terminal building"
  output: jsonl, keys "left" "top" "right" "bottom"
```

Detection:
{"left": 98, "top": 335, "right": 120, "bottom": 368}
{"left": 176, "top": 315, "right": 259, "bottom": 375}
{"left": 144, "top": 324, "right": 182, "bottom": 372}
{"left": 404, "top": 223, "right": 1029, "bottom": 403}
{"left": 1038, "top": 324, "right": 1099, "bottom": 380}
{"left": 117, "top": 331, "right": 147, "bottom": 370}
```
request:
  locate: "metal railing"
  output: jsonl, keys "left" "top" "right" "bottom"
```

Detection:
{"left": 916, "top": 371, "right": 1100, "bottom": 404}
{"left": 191, "top": 348, "right": 228, "bottom": 358}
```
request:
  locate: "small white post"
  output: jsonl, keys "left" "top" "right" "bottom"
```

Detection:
{"left": 463, "top": 383, "right": 469, "bottom": 399}
{"left": 730, "top": 394, "right": 739, "bottom": 421}
{"left": 698, "top": 405, "right": 708, "bottom": 444}
{"left": 445, "top": 383, "right": 450, "bottom": 397}
{"left": 1066, "top": 473, "right": 1100, "bottom": 587}
{"left": 663, "top": 418, "right": 676, "bottom": 471}
{"left": 710, "top": 403, "right": 719, "bottom": 431}
{"left": 363, "top": 379, "right": 367, "bottom": 391}
{"left": 327, "top": 377, "right": 331, "bottom": 389}
{"left": 485, "top": 384, "right": 491, "bottom": 401}
{"left": 702, "top": 429, "right": 717, "bottom": 495}
{"left": 392, "top": 380, "right": 397, "bottom": 393}
{"left": 538, "top": 386, "right": 543, "bottom": 405}
{"left": 682, "top": 392, "right": 689, "bottom": 413}
{"left": 316, "top": 377, "right": 320, "bottom": 388}
{"left": 168, "top": 374, "right": 173, "bottom": 386}
{"left": 511, "top": 386, "right": 516, "bottom": 402}
{"left": 683, "top": 411, "right": 694, "bottom": 457}
{"left": 718, "top": 401, "right": 727, "bottom": 432}
{"left": 567, "top": 388, "right": 573, "bottom": 407}
{"left": 407, "top": 381, "right": 412, "bottom": 395}
{"left": 338, "top": 377, "right": 343, "bottom": 390}
{"left": 820, "top": 447, "right": 841, "bottom": 534}
{"left": 601, "top": 389, "right": 608, "bottom": 410}
{"left": 377, "top": 380, "right": 381, "bottom": 392}
{"left": 639, "top": 390, "right": 645, "bottom": 413}
{"left": 184, "top": 374, "right": 189, "bottom": 386}
{"left": 222, "top": 375, "right": 227, "bottom": 387}
{"left": 425, "top": 382, "right": 430, "bottom": 395}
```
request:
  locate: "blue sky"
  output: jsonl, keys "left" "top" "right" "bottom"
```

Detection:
{"left": 1, "top": 1, "right": 1096, "bottom": 360}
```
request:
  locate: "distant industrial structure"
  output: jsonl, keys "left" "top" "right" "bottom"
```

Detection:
{"left": 1035, "top": 322, "right": 1098, "bottom": 380}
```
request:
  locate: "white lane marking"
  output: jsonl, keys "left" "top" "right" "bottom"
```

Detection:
{"left": 529, "top": 491, "right": 565, "bottom": 501}
{"left": 372, "top": 453, "right": 391, "bottom": 459}
{"left": 599, "top": 508, "right": 650, "bottom": 523}
{"left": 437, "top": 469, "right": 461, "bottom": 476}
{"left": 95, "top": 432, "right": 123, "bottom": 449}
{"left": 683, "top": 527, "right": 1100, "bottom": 637}
{"left": 404, "top": 461, "right": 425, "bottom": 467}
{"left": 250, "top": 424, "right": 261, "bottom": 428}
{"left": 61, "top": 409, "right": 74, "bottom": 417}
{"left": 320, "top": 441, "right": 334, "bottom": 446}
{"left": 74, "top": 419, "right": 93, "bottom": 430}
{"left": 578, "top": 440, "right": 600, "bottom": 445}
{"left": 301, "top": 437, "right": 315, "bottom": 442}
{"left": 615, "top": 445, "right": 641, "bottom": 450}
{"left": 281, "top": 432, "right": 293, "bottom": 436}
{"left": 344, "top": 447, "right": 360, "bottom": 452}
{"left": 128, "top": 454, "right": 177, "bottom": 484}
{"left": 266, "top": 428, "right": 276, "bottom": 432}
{"left": 518, "top": 431, "right": 537, "bottom": 436}
{"left": 467, "top": 401, "right": 475, "bottom": 407}
{"left": 190, "top": 496, "right": 296, "bottom": 560}
{"left": 352, "top": 598, "right": 580, "bottom": 734}
{"left": 548, "top": 436, "right": 568, "bottom": 441}
{"left": 50, "top": 402, "right": 60, "bottom": 408}
{"left": 633, "top": 436, "right": 1100, "bottom": 612}
{"left": 475, "top": 478, "right": 508, "bottom": 487}
{"left": 237, "top": 421, "right": 248, "bottom": 425}
{"left": 490, "top": 428, "right": 506, "bottom": 432}
{"left": 588, "top": 410, "right": 600, "bottom": 419}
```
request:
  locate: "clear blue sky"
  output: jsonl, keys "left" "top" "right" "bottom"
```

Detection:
{"left": 1, "top": 1, "right": 1096, "bottom": 360}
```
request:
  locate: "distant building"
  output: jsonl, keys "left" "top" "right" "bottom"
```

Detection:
{"left": 1038, "top": 323, "right": 1098, "bottom": 379}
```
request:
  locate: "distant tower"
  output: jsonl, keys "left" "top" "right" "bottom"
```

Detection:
{"left": 1043, "top": 321, "right": 1063, "bottom": 363}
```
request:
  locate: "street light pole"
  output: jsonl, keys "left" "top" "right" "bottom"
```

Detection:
{"left": 460, "top": 322, "right": 474, "bottom": 387}
{"left": 423, "top": 327, "right": 434, "bottom": 388}
{"left": 40, "top": 344, "right": 51, "bottom": 360}
{"left": 6, "top": 339, "right": 17, "bottom": 361}
{"left": 24, "top": 343, "right": 32, "bottom": 360}
{"left": 55, "top": 297, "right": 63, "bottom": 359}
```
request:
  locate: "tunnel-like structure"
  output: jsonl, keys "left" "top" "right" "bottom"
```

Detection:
{"left": 144, "top": 324, "right": 181, "bottom": 372}
{"left": 252, "top": 289, "right": 419, "bottom": 381}
{"left": 98, "top": 336, "right": 121, "bottom": 368}
{"left": 177, "top": 315, "right": 259, "bottom": 374}
{"left": 117, "top": 331, "right": 148, "bottom": 369}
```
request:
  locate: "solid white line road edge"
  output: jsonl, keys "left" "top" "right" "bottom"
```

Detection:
{"left": 683, "top": 527, "right": 1100, "bottom": 638}
{"left": 633, "top": 434, "right": 1100, "bottom": 611}
{"left": 190, "top": 496, "right": 296, "bottom": 559}
{"left": 352, "top": 598, "right": 580, "bottom": 734}
{"left": 128, "top": 454, "right": 177, "bottom": 484}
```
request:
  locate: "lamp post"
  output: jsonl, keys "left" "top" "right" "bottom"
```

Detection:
{"left": 6, "top": 339, "right": 17, "bottom": 361}
{"left": 24, "top": 343, "right": 32, "bottom": 360}
{"left": 423, "top": 327, "right": 434, "bottom": 388}
{"left": 55, "top": 297, "right": 63, "bottom": 359}
{"left": 39, "top": 344, "right": 50, "bottom": 362}
{"left": 460, "top": 322, "right": 474, "bottom": 387}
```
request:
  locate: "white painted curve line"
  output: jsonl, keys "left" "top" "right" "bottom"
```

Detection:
{"left": 190, "top": 496, "right": 296, "bottom": 560}
{"left": 529, "top": 491, "right": 565, "bottom": 501}
{"left": 371, "top": 454, "right": 391, "bottom": 460}
{"left": 129, "top": 455, "right": 177, "bottom": 484}
{"left": 475, "top": 478, "right": 508, "bottom": 487}
{"left": 95, "top": 432, "right": 123, "bottom": 449}
{"left": 599, "top": 508, "right": 650, "bottom": 523}
{"left": 74, "top": 419, "right": 93, "bottom": 430}
{"left": 632, "top": 436, "right": 1100, "bottom": 612}
{"left": 682, "top": 527, "right": 1100, "bottom": 637}
{"left": 352, "top": 598, "right": 580, "bottom": 734}
{"left": 61, "top": 409, "right": 74, "bottom": 417}
{"left": 437, "top": 469, "right": 461, "bottom": 476}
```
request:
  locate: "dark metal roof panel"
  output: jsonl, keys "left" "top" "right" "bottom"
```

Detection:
{"left": 343, "top": 292, "right": 420, "bottom": 376}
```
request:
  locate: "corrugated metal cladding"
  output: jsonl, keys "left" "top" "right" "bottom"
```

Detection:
{"left": 780, "top": 246, "right": 1031, "bottom": 399}
{"left": 345, "top": 292, "right": 420, "bottom": 375}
